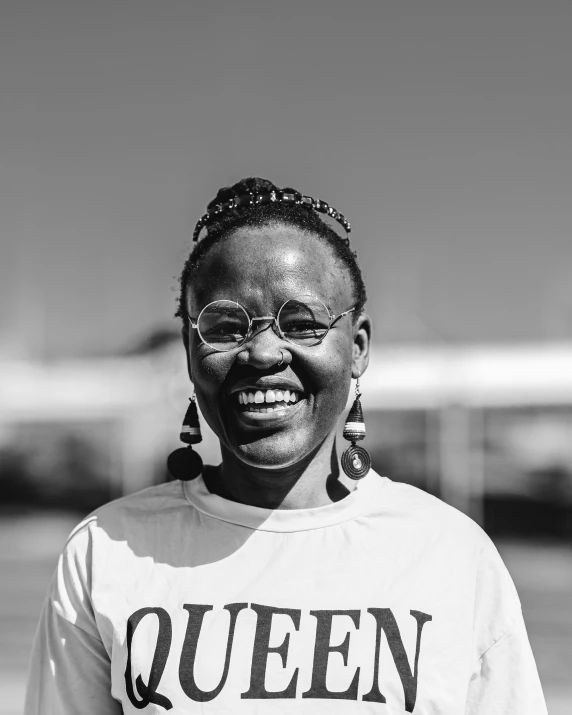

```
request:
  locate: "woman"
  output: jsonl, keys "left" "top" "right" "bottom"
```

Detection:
{"left": 25, "top": 177, "right": 547, "bottom": 714}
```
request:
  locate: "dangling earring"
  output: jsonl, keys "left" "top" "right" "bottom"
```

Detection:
{"left": 167, "top": 392, "right": 203, "bottom": 481}
{"left": 180, "top": 392, "right": 203, "bottom": 445}
{"left": 341, "top": 377, "right": 371, "bottom": 480}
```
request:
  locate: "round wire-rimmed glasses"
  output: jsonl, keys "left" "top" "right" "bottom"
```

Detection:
{"left": 187, "top": 295, "right": 356, "bottom": 352}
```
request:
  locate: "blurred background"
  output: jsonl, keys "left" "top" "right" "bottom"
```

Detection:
{"left": 1, "top": 1, "right": 572, "bottom": 712}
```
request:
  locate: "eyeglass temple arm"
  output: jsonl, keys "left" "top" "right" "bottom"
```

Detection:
{"left": 330, "top": 306, "right": 356, "bottom": 325}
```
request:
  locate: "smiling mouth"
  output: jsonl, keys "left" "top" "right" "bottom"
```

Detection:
{"left": 236, "top": 389, "right": 302, "bottom": 413}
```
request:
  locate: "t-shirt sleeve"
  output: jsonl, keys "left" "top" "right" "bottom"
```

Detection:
{"left": 464, "top": 534, "right": 548, "bottom": 715}
{"left": 464, "top": 615, "right": 547, "bottom": 715}
{"left": 24, "top": 520, "right": 122, "bottom": 715}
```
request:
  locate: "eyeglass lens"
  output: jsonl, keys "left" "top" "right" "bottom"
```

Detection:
{"left": 197, "top": 298, "right": 331, "bottom": 350}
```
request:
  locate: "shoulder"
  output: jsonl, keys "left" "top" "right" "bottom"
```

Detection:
{"left": 374, "top": 475, "right": 488, "bottom": 543}
{"left": 63, "top": 480, "right": 189, "bottom": 556}
{"left": 386, "top": 481, "right": 515, "bottom": 575}
{"left": 90, "top": 479, "right": 188, "bottom": 518}
{"left": 374, "top": 476, "right": 514, "bottom": 590}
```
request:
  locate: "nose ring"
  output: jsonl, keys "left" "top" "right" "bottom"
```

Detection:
{"left": 277, "top": 350, "right": 284, "bottom": 367}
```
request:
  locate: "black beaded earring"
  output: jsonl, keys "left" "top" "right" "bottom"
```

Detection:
{"left": 167, "top": 393, "right": 203, "bottom": 481}
{"left": 341, "top": 378, "right": 371, "bottom": 480}
{"left": 179, "top": 393, "right": 202, "bottom": 446}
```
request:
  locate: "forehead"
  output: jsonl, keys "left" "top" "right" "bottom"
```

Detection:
{"left": 188, "top": 224, "right": 354, "bottom": 313}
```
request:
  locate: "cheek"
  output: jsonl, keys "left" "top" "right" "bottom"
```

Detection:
{"left": 308, "top": 339, "right": 354, "bottom": 400}
{"left": 190, "top": 348, "right": 232, "bottom": 394}
{"left": 190, "top": 354, "right": 233, "bottom": 436}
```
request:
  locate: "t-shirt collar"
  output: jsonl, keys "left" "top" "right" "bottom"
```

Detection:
{"left": 183, "top": 471, "right": 384, "bottom": 532}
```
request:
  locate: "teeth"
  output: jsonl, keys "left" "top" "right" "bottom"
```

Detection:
{"left": 236, "top": 388, "right": 301, "bottom": 407}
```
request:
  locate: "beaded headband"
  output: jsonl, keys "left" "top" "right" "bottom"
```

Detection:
{"left": 192, "top": 189, "right": 351, "bottom": 244}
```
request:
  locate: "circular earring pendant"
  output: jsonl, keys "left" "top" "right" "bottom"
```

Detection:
{"left": 341, "top": 444, "right": 371, "bottom": 480}
{"left": 167, "top": 446, "right": 203, "bottom": 481}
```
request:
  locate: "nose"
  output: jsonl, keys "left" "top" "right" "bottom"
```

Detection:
{"left": 236, "top": 320, "right": 291, "bottom": 369}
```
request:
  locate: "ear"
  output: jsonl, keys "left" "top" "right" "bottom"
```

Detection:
{"left": 351, "top": 312, "right": 371, "bottom": 379}
{"left": 181, "top": 325, "right": 193, "bottom": 382}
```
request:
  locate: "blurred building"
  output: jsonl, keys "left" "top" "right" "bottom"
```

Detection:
{"left": 360, "top": 344, "right": 572, "bottom": 537}
{"left": 0, "top": 330, "right": 221, "bottom": 511}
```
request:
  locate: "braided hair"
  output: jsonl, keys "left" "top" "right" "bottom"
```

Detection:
{"left": 176, "top": 177, "right": 367, "bottom": 322}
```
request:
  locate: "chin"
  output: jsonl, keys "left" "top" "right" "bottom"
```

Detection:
{"left": 232, "top": 438, "right": 311, "bottom": 471}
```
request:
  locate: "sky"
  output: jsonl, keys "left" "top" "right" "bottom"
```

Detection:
{"left": 2, "top": 0, "right": 572, "bottom": 358}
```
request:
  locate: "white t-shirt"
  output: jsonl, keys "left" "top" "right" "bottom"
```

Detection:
{"left": 25, "top": 471, "right": 547, "bottom": 714}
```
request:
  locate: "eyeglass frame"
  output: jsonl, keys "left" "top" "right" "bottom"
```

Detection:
{"left": 186, "top": 296, "right": 357, "bottom": 352}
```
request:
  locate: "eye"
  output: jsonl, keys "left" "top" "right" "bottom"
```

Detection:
{"left": 281, "top": 318, "right": 326, "bottom": 335}
{"left": 198, "top": 303, "right": 250, "bottom": 346}
{"left": 278, "top": 297, "right": 332, "bottom": 344}
{"left": 203, "top": 318, "right": 244, "bottom": 332}
{"left": 280, "top": 316, "right": 330, "bottom": 345}
{"left": 202, "top": 319, "right": 247, "bottom": 338}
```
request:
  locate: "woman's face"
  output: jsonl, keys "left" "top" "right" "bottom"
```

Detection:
{"left": 183, "top": 223, "right": 370, "bottom": 470}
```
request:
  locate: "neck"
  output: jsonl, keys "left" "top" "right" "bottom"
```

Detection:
{"left": 207, "top": 433, "right": 357, "bottom": 509}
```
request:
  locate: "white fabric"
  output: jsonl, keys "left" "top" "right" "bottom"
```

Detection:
{"left": 25, "top": 472, "right": 547, "bottom": 714}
